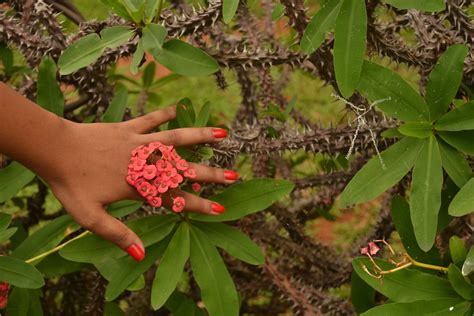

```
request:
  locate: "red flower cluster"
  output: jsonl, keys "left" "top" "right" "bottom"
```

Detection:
{"left": 127, "top": 141, "right": 198, "bottom": 212}
{"left": 0, "top": 282, "right": 9, "bottom": 309}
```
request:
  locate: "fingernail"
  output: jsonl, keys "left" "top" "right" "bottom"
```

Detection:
{"left": 211, "top": 202, "right": 225, "bottom": 214}
{"left": 224, "top": 170, "right": 239, "bottom": 181}
{"left": 127, "top": 244, "right": 145, "bottom": 262}
{"left": 212, "top": 128, "right": 227, "bottom": 139}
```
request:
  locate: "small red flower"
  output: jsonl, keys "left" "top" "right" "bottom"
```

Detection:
{"left": 156, "top": 160, "right": 172, "bottom": 172}
{"left": 368, "top": 241, "right": 380, "bottom": 255}
{"left": 169, "top": 174, "right": 184, "bottom": 189}
{"left": 176, "top": 159, "right": 189, "bottom": 171}
{"left": 192, "top": 183, "right": 202, "bottom": 192}
{"left": 137, "top": 181, "right": 154, "bottom": 197}
{"left": 172, "top": 197, "right": 186, "bottom": 213}
{"left": 161, "top": 168, "right": 178, "bottom": 181}
{"left": 143, "top": 164, "right": 157, "bottom": 180}
{"left": 184, "top": 168, "right": 196, "bottom": 178}
{"left": 157, "top": 180, "right": 169, "bottom": 194}
{"left": 147, "top": 196, "right": 162, "bottom": 207}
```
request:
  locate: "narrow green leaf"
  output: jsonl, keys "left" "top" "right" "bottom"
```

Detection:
{"left": 334, "top": 0, "right": 366, "bottom": 98}
{"left": 448, "top": 178, "right": 474, "bottom": 217}
{"left": 357, "top": 61, "right": 429, "bottom": 121}
{"left": 104, "top": 302, "right": 126, "bottom": 316}
{"left": 120, "top": 0, "right": 145, "bottom": 22}
{"left": 165, "top": 291, "right": 205, "bottom": 316}
{"left": 190, "top": 226, "right": 239, "bottom": 316}
{"left": 36, "top": 252, "right": 83, "bottom": 278}
{"left": 398, "top": 121, "right": 432, "bottom": 138}
{"left": 0, "top": 256, "right": 44, "bottom": 289}
{"left": 144, "top": 0, "right": 160, "bottom": 23}
{"left": 60, "top": 215, "right": 178, "bottom": 263}
{"left": 37, "top": 57, "right": 64, "bottom": 117}
{"left": 105, "top": 239, "right": 169, "bottom": 301}
{"left": 155, "top": 39, "right": 219, "bottom": 76}
{"left": 435, "top": 101, "right": 474, "bottom": 131}
{"left": 190, "top": 179, "right": 294, "bottom": 222}
{"left": 362, "top": 299, "right": 468, "bottom": 316}
{"left": 142, "top": 23, "right": 167, "bottom": 59}
{"left": 351, "top": 270, "right": 375, "bottom": 314}
{"left": 95, "top": 258, "right": 144, "bottom": 291}
{"left": 142, "top": 62, "right": 156, "bottom": 87}
{"left": 0, "top": 162, "right": 35, "bottom": 203}
{"left": 381, "top": 128, "right": 404, "bottom": 139}
{"left": 339, "top": 137, "right": 422, "bottom": 208}
{"left": 449, "top": 236, "right": 467, "bottom": 265}
{"left": 438, "top": 138, "right": 471, "bottom": 188}
{"left": 410, "top": 136, "right": 443, "bottom": 251}
{"left": 195, "top": 102, "right": 210, "bottom": 127}
{"left": 130, "top": 39, "right": 144, "bottom": 74}
{"left": 107, "top": 200, "right": 143, "bottom": 218}
{"left": 382, "top": 0, "right": 445, "bottom": 12}
{"left": 177, "top": 103, "right": 194, "bottom": 127}
{"left": 0, "top": 213, "right": 12, "bottom": 231}
{"left": 101, "top": 0, "right": 132, "bottom": 20}
{"left": 13, "top": 215, "right": 75, "bottom": 261}
{"left": 59, "top": 26, "right": 133, "bottom": 75}
{"left": 352, "top": 257, "right": 459, "bottom": 302}
{"left": 192, "top": 222, "right": 264, "bottom": 265}
{"left": 448, "top": 264, "right": 474, "bottom": 300}
{"left": 223, "top": 0, "right": 239, "bottom": 23}
{"left": 426, "top": 45, "right": 469, "bottom": 119}
{"left": 462, "top": 246, "right": 474, "bottom": 276}
{"left": 103, "top": 85, "right": 128, "bottom": 122}
{"left": 300, "top": 0, "right": 342, "bottom": 54}
{"left": 151, "top": 222, "right": 190, "bottom": 310}
{"left": 438, "top": 130, "right": 474, "bottom": 155}
{"left": 6, "top": 288, "right": 43, "bottom": 316}
{"left": 0, "top": 227, "right": 17, "bottom": 243}
{"left": 391, "top": 195, "right": 441, "bottom": 263}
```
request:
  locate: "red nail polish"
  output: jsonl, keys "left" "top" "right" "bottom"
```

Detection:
{"left": 211, "top": 202, "right": 225, "bottom": 214}
{"left": 212, "top": 128, "right": 227, "bottom": 139}
{"left": 224, "top": 170, "right": 239, "bottom": 181}
{"left": 127, "top": 244, "right": 145, "bottom": 262}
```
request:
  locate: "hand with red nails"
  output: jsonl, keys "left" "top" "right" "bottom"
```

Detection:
{"left": 0, "top": 83, "right": 238, "bottom": 262}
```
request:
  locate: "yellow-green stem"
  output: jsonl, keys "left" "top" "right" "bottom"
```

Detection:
{"left": 25, "top": 231, "right": 90, "bottom": 264}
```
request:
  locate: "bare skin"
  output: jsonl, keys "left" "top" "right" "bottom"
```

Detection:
{"left": 0, "top": 82, "right": 237, "bottom": 260}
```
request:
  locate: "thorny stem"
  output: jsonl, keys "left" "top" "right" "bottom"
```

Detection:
{"left": 25, "top": 231, "right": 90, "bottom": 264}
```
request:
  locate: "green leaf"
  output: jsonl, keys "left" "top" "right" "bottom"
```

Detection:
{"left": 351, "top": 270, "right": 375, "bottom": 314}
{"left": 177, "top": 103, "right": 194, "bottom": 128}
{"left": 6, "top": 288, "right": 43, "bottom": 316}
{"left": 0, "top": 256, "right": 44, "bottom": 289}
{"left": 352, "top": 257, "right": 459, "bottom": 302}
{"left": 103, "top": 85, "right": 128, "bottom": 122}
{"left": 271, "top": 4, "right": 285, "bottom": 21}
{"left": 101, "top": 0, "right": 132, "bottom": 20}
{"left": 104, "top": 302, "right": 126, "bottom": 316}
{"left": 151, "top": 222, "right": 190, "bottom": 310}
{"left": 410, "top": 136, "right": 443, "bottom": 251}
{"left": 142, "top": 62, "right": 156, "bottom": 87}
{"left": 426, "top": 45, "right": 469, "bottom": 119}
{"left": 13, "top": 215, "right": 75, "bottom": 261}
{"left": 448, "top": 264, "right": 474, "bottom": 300}
{"left": 191, "top": 222, "right": 264, "bottom": 265}
{"left": 334, "top": 0, "right": 366, "bottom": 98}
{"left": 0, "top": 43, "right": 14, "bottom": 75}
{"left": 120, "top": 0, "right": 145, "bottom": 22}
{"left": 105, "top": 239, "right": 169, "bottom": 301}
{"left": 438, "top": 138, "right": 471, "bottom": 188}
{"left": 130, "top": 39, "right": 144, "bottom": 74}
{"left": 190, "top": 226, "right": 239, "bottom": 316}
{"left": 36, "top": 252, "right": 83, "bottom": 278}
{"left": 223, "top": 0, "right": 238, "bottom": 23}
{"left": 60, "top": 215, "right": 178, "bottom": 263}
{"left": 142, "top": 23, "right": 167, "bottom": 59}
{"left": 165, "top": 291, "right": 206, "bottom": 316}
{"left": 190, "top": 179, "right": 294, "bottom": 222}
{"left": 357, "top": 61, "right": 429, "bottom": 121}
{"left": 438, "top": 130, "right": 474, "bottom": 155}
{"left": 0, "top": 213, "right": 12, "bottom": 231}
{"left": 107, "top": 200, "right": 143, "bottom": 217}
{"left": 398, "top": 122, "right": 432, "bottom": 138}
{"left": 362, "top": 299, "right": 469, "bottom": 316}
{"left": 449, "top": 236, "right": 467, "bottom": 265}
{"left": 0, "top": 227, "right": 17, "bottom": 243}
{"left": 339, "top": 137, "right": 422, "bottom": 208}
{"left": 155, "top": 39, "right": 219, "bottom": 76}
{"left": 381, "top": 128, "right": 405, "bottom": 139}
{"left": 436, "top": 101, "right": 474, "bottom": 131}
{"left": 448, "top": 178, "right": 474, "bottom": 217}
{"left": 0, "top": 162, "right": 35, "bottom": 203}
{"left": 37, "top": 57, "right": 64, "bottom": 117}
{"left": 382, "top": 0, "right": 445, "bottom": 12}
{"left": 462, "top": 246, "right": 474, "bottom": 276}
{"left": 195, "top": 102, "right": 211, "bottom": 127}
{"left": 59, "top": 26, "right": 133, "bottom": 75}
{"left": 391, "top": 195, "right": 441, "bottom": 263}
{"left": 144, "top": 0, "right": 160, "bottom": 23}
{"left": 95, "top": 258, "right": 144, "bottom": 291}
{"left": 300, "top": 0, "right": 342, "bottom": 54}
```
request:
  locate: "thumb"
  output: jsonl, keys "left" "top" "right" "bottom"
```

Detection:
{"left": 75, "top": 205, "right": 145, "bottom": 262}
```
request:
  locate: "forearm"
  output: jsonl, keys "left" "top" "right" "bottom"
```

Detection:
{"left": 0, "top": 82, "right": 71, "bottom": 180}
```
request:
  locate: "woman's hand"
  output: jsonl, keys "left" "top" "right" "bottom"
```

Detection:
{"left": 0, "top": 83, "right": 237, "bottom": 262}
{"left": 46, "top": 106, "right": 238, "bottom": 261}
